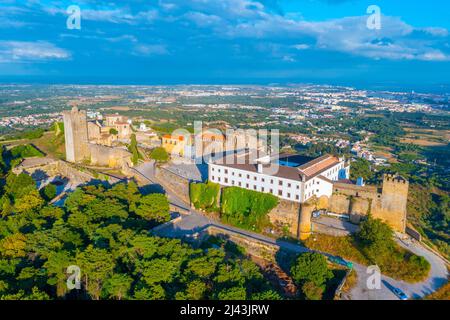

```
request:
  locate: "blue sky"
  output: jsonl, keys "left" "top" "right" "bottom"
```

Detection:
{"left": 0, "top": 0, "right": 449, "bottom": 90}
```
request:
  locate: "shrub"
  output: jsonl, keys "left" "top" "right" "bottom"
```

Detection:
{"left": 41, "top": 183, "right": 57, "bottom": 201}
{"left": 290, "top": 252, "right": 333, "bottom": 288}
{"left": 190, "top": 182, "right": 220, "bottom": 211}
{"left": 220, "top": 187, "right": 278, "bottom": 232}
{"left": 149, "top": 147, "right": 169, "bottom": 162}
{"left": 10, "top": 144, "right": 44, "bottom": 159}
{"left": 302, "top": 281, "right": 324, "bottom": 300}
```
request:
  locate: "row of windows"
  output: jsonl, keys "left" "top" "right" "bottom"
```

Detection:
{"left": 210, "top": 176, "right": 301, "bottom": 201}
{"left": 211, "top": 167, "right": 300, "bottom": 189}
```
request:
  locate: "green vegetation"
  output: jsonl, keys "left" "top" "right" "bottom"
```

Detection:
{"left": 305, "top": 216, "right": 431, "bottom": 283}
{"left": 127, "top": 134, "right": 142, "bottom": 166}
{"left": 220, "top": 187, "right": 278, "bottom": 232}
{"left": 41, "top": 184, "right": 57, "bottom": 202}
{"left": 149, "top": 147, "right": 169, "bottom": 163}
{"left": 189, "top": 182, "right": 220, "bottom": 212}
{"left": 407, "top": 185, "right": 450, "bottom": 260}
{"left": 10, "top": 144, "right": 44, "bottom": 159}
{"left": 0, "top": 173, "right": 279, "bottom": 300}
{"left": 290, "top": 252, "right": 333, "bottom": 300}
{"left": 350, "top": 158, "right": 374, "bottom": 182}
{"left": 1, "top": 128, "right": 45, "bottom": 141}
{"left": 109, "top": 128, "right": 119, "bottom": 135}
{"left": 135, "top": 193, "right": 170, "bottom": 223}
{"left": 53, "top": 122, "right": 64, "bottom": 136}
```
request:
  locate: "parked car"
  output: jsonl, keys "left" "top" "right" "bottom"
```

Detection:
{"left": 392, "top": 287, "right": 409, "bottom": 300}
{"left": 328, "top": 256, "right": 353, "bottom": 269}
{"left": 312, "top": 210, "right": 322, "bottom": 218}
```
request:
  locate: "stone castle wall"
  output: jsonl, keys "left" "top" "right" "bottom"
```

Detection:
{"left": 326, "top": 175, "right": 408, "bottom": 232}
{"left": 268, "top": 199, "right": 300, "bottom": 235}
{"left": 155, "top": 166, "right": 191, "bottom": 204}
{"left": 267, "top": 174, "right": 409, "bottom": 238}
{"left": 89, "top": 144, "right": 131, "bottom": 169}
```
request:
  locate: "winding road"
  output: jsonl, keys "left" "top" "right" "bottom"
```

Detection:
{"left": 135, "top": 161, "right": 449, "bottom": 300}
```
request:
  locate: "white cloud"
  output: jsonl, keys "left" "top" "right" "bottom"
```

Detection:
{"left": 132, "top": 44, "right": 168, "bottom": 56}
{"left": 0, "top": 41, "right": 70, "bottom": 62}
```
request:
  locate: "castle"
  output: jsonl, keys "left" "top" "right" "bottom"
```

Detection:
{"left": 63, "top": 107, "right": 132, "bottom": 168}
{"left": 208, "top": 151, "right": 409, "bottom": 239}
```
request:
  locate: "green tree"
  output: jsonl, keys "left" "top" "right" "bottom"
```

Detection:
{"left": 0, "top": 233, "right": 27, "bottom": 258}
{"left": 128, "top": 134, "right": 140, "bottom": 166}
{"left": 350, "top": 158, "right": 373, "bottom": 182}
{"left": 103, "top": 274, "right": 133, "bottom": 300}
{"left": 356, "top": 215, "right": 395, "bottom": 261}
{"left": 5, "top": 173, "right": 36, "bottom": 200}
{"left": 77, "top": 245, "right": 115, "bottom": 300}
{"left": 149, "top": 147, "right": 169, "bottom": 162}
{"left": 13, "top": 188, "right": 45, "bottom": 213}
{"left": 135, "top": 194, "right": 170, "bottom": 224}
{"left": 41, "top": 183, "right": 57, "bottom": 201}
{"left": 290, "top": 252, "right": 332, "bottom": 288}
{"left": 109, "top": 128, "right": 119, "bottom": 135}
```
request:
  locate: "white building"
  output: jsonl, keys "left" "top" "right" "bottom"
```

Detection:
{"left": 209, "top": 153, "right": 350, "bottom": 203}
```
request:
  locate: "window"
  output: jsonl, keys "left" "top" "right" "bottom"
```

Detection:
{"left": 239, "top": 182, "right": 242, "bottom": 187}
{"left": 212, "top": 168, "right": 215, "bottom": 172}
{"left": 232, "top": 172, "right": 235, "bottom": 176}
{"left": 287, "top": 193, "right": 291, "bottom": 198}
{"left": 211, "top": 176, "right": 215, "bottom": 180}
{"left": 316, "top": 189, "right": 319, "bottom": 193}
{"left": 225, "top": 178, "right": 228, "bottom": 183}
{"left": 225, "top": 169, "right": 228, "bottom": 174}
{"left": 278, "top": 190, "right": 283, "bottom": 196}
{"left": 253, "top": 185, "right": 257, "bottom": 190}
{"left": 295, "top": 195, "right": 299, "bottom": 200}
{"left": 247, "top": 174, "right": 250, "bottom": 179}
{"left": 262, "top": 178, "right": 265, "bottom": 182}
{"left": 232, "top": 181, "right": 235, "bottom": 185}
{"left": 288, "top": 183, "right": 291, "bottom": 188}
{"left": 218, "top": 169, "right": 221, "bottom": 173}
{"left": 270, "top": 179, "right": 274, "bottom": 184}
{"left": 246, "top": 183, "right": 249, "bottom": 188}
{"left": 218, "top": 177, "right": 221, "bottom": 182}
{"left": 296, "top": 185, "right": 299, "bottom": 189}
{"left": 239, "top": 173, "right": 242, "bottom": 178}
{"left": 270, "top": 189, "right": 273, "bottom": 193}
{"left": 261, "top": 187, "right": 265, "bottom": 192}
{"left": 254, "top": 176, "right": 257, "bottom": 181}
{"left": 279, "top": 181, "right": 283, "bottom": 186}
{"left": 317, "top": 181, "right": 320, "bottom": 185}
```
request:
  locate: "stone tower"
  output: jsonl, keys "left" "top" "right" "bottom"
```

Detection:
{"left": 63, "top": 107, "right": 90, "bottom": 163}
{"left": 380, "top": 174, "right": 409, "bottom": 232}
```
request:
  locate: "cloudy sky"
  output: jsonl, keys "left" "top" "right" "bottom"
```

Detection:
{"left": 1, "top": 0, "right": 449, "bottom": 90}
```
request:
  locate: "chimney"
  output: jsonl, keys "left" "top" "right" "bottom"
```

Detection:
{"left": 257, "top": 163, "right": 263, "bottom": 173}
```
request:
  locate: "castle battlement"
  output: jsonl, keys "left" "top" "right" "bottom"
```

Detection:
{"left": 383, "top": 174, "right": 408, "bottom": 185}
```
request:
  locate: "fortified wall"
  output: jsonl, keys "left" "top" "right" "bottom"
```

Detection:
{"left": 268, "top": 174, "right": 409, "bottom": 240}
{"left": 329, "top": 174, "right": 408, "bottom": 233}
{"left": 13, "top": 158, "right": 121, "bottom": 186}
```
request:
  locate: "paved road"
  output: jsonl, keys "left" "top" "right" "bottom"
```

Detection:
{"left": 137, "top": 160, "right": 449, "bottom": 300}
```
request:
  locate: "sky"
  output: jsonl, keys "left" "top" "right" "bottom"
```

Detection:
{"left": 0, "top": 0, "right": 449, "bottom": 91}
